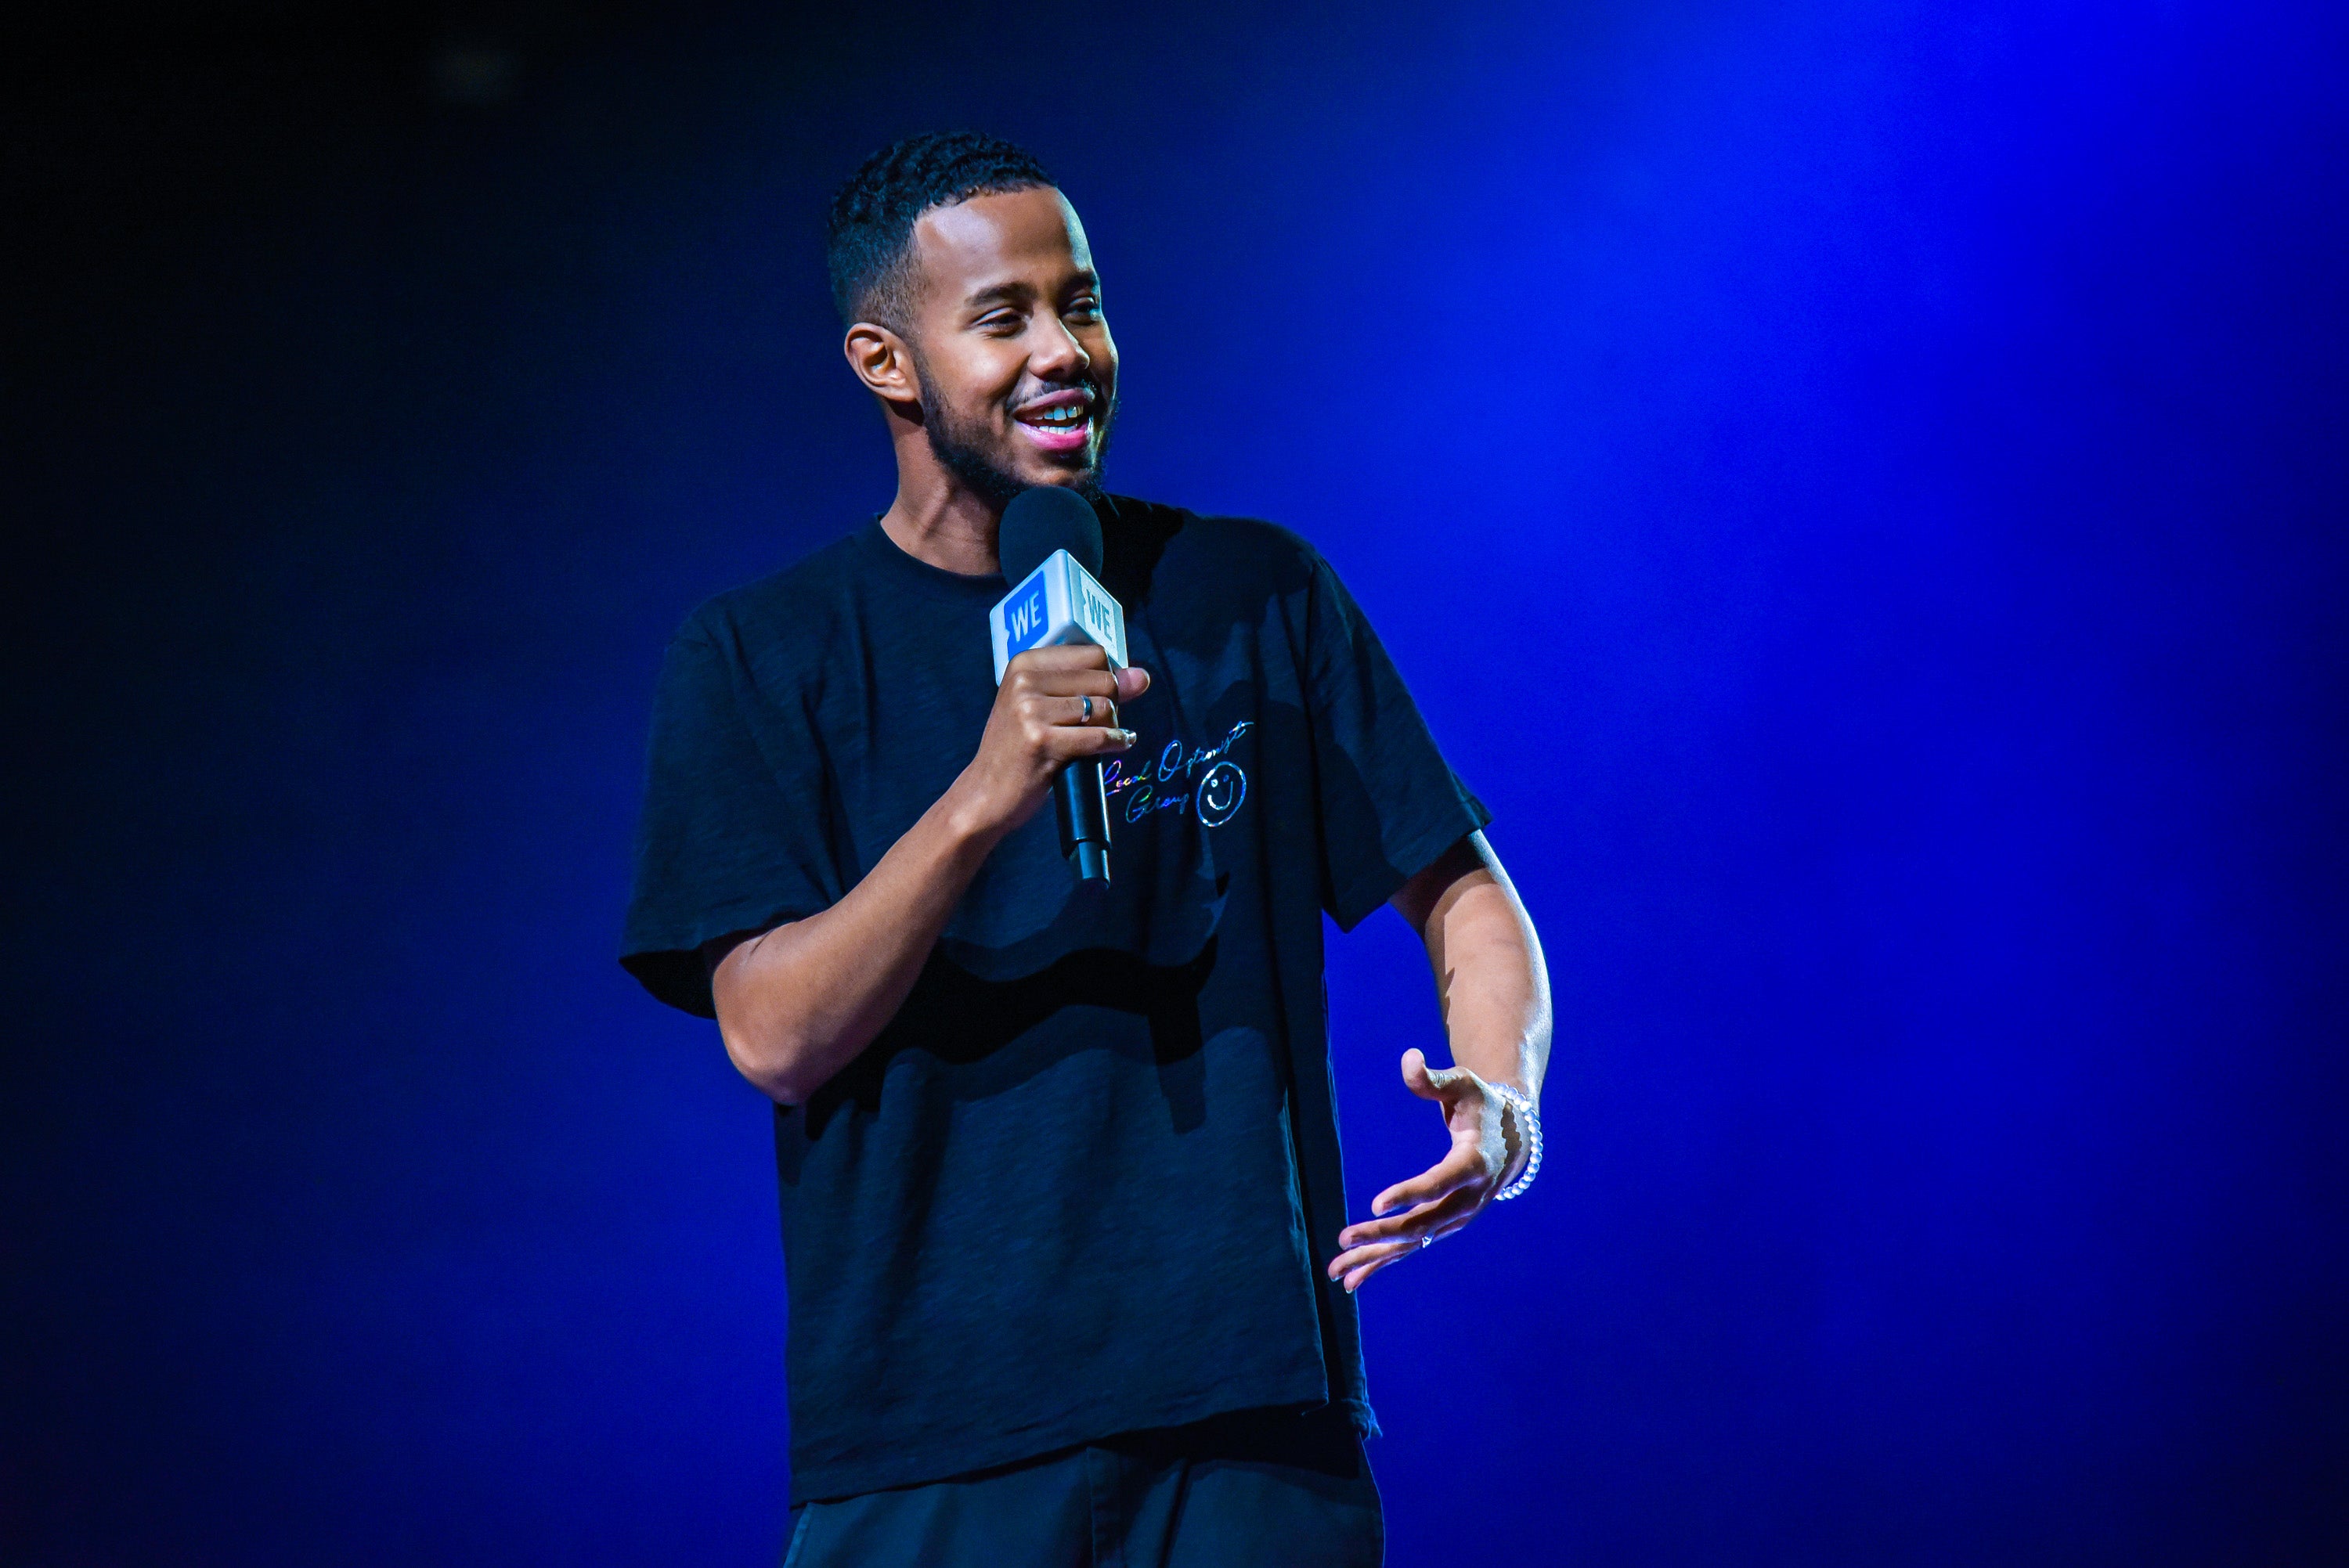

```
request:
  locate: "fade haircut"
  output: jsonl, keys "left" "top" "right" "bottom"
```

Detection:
{"left": 825, "top": 132, "right": 1056, "bottom": 331}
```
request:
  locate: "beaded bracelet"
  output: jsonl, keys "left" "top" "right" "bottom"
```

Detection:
{"left": 1485, "top": 1082, "right": 1543, "bottom": 1202}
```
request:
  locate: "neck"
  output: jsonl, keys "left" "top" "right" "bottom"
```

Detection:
{"left": 876, "top": 416, "right": 1005, "bottom": 577}
{"left": 877, "top": 485, "right": 1001, "bottom": 578}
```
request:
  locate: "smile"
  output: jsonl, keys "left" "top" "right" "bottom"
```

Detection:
{"left": 1013, "top": 394, "right": 1093, "bottom": 452}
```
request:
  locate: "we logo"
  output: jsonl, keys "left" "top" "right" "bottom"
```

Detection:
{"left": 1004, "top": 575, "right": 1049, "bottom": 654}
{"left": 1077, "top": 578, "right": 1114, "bottom": 641}
{"left": 987, "top": 549, "right": 1124, "bottom": 683}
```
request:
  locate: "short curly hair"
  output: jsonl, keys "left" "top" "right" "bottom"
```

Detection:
{"left": 825, "top": 132, "right": 1056, "bottom": 330}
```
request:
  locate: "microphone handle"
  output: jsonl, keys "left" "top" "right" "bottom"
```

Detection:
{"left": 1054, "top": 759, "right": 1112, "bottom": 882}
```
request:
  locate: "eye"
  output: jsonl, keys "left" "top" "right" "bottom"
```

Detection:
{"left": 1065, "top": 296, "right": 1102, "bottom": 322}
{"left": 978, "top": 309, "right": 1024, "bottom": 334}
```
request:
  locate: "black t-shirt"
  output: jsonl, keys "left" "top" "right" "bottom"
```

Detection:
{"left": 621, "top": 496, "right": 1488, "bottom": 1502}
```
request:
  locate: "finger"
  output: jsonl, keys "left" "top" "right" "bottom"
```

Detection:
{"left": 1369, "top": 1142, "right": 1485, "bottom": 1217}
{"left": 1014, "top": 680, "right": 1117, "bottom": 734}
{"left": 1339, "top": 1181, "right": 1481, "bottom": 1253}
{"left": 1334, "top": 1197, "right": 1444, "bottom": 1255}
{"left": 1055, "top": 692, "right": 1123, "bottom": 728}
{"left": 1328, "top": 1189, "right": 1486, "bottom": 1285}
{"left": 1401, "top": 1047, "right": 1467, "bottom": 1105}
{"left": 1042, "top": 724, "right": 1138, "bottom": 759}
{"left": 1372, "top": 1141, "right": 1483, "bottom": 1216}
{"left": 1006, "top": 644, "right": 1113, "bottom": 675}
{"left": 1340, "top": 1245, "right": 1414, "bottom": 1292}
{"left": 1066, "top": 668, "right": 1138, "bottom": 724}
{"left": 1340, "top": 1217, "right": 1476, "bottom": 1293}
{"left": 1329, "top": 1238, "right": 1420, "bottom": 1292}
{"left": 1019, "top": 666, "right": 1124, "bottom": 702}
{"left": 1420, "top": 1203, "right": 1483, "bottom": 1245}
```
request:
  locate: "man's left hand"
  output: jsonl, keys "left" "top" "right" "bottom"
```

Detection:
{"left": 1326, "top": 1047, "right": 1525, "bottom": 1294}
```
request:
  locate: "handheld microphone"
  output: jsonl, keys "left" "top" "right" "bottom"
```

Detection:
{"left": 990, "top": 486, "right": 1124, "bottom": 883}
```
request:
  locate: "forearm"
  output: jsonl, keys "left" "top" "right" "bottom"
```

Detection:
{"left": 1432, "top": 885, "right": 1549, "bottom": 1099}
{"left": 1398, "top": 832, "right": 1552, "bottom": 1099}
{"left": 711, "top": 778, "right": 1002, "bottom": 1105}
{"left": 1330, "top": 831, "right": 1553, "bottom": 1289}
{"left": 713, "top": 644, "right": 1146, "bottom": 1105}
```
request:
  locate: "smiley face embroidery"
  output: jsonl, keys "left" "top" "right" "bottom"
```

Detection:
{"left": 1195, "top": 760, "right": 1247, "bottom": 827}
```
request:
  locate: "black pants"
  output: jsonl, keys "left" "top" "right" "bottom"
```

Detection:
{"left": 781, "top": 1406, "right": 1384, "bottom": 1567}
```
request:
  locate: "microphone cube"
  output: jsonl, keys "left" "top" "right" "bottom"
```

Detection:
{"left": 990, "top": 549, "right": 1127, "bottom": 684}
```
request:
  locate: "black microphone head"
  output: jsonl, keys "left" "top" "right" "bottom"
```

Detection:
{"left": 998, "top": 485, "right": 1103, "bottom": 584}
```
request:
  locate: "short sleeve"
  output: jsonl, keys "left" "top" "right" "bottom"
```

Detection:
{"left": 619, "top": 615, "right": 843, "bottom": 1017}
{"left": 1305, "top": 553, "right": 1492, "bottom": 929}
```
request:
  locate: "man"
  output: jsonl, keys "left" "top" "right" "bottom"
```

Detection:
{"left": 622, "top": 132, "right": 1550, "bottom": 1566}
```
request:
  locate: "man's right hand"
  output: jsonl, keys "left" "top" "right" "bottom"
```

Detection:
{"left": 951, "top": 645, "right": 1150, "bottom": 842}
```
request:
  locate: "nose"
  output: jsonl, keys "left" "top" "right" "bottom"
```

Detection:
{"left": 1029, "top": 314, "right": 1091, "bottom": 382}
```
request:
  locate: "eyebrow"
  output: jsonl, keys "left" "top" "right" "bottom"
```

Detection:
{"left": 962, "top": 270, "right": 1101, "bottom": 310}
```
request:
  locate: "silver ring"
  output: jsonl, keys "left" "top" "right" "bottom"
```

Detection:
{"left": 1417, "top": 1235, "right": 1431, "bottom": 1250}
{"left": 1081, "top": 695, "right": 1092, "bottom": 721}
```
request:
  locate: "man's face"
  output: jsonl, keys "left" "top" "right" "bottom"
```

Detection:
{"left": 900, "top": 186, "right": 1118, "bottom": 506}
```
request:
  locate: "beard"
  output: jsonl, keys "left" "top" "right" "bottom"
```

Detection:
{"left": 915, "top": 362, "right": 1117, "bottom": 510}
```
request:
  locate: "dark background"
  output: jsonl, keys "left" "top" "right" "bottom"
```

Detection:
{"left": 7, "top": 1, "right": 2347, "bottom": 1562}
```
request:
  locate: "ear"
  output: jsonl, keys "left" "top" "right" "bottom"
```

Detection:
{"left": 843, "top": 322, "right": 919, "bottom": 406}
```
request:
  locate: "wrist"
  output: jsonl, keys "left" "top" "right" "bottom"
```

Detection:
{"left": 1484, "top": 1081, "right": 1543, "bottom": 1202}
{"left": 936, "top": 770, "right": 1016, "bottom": 858}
